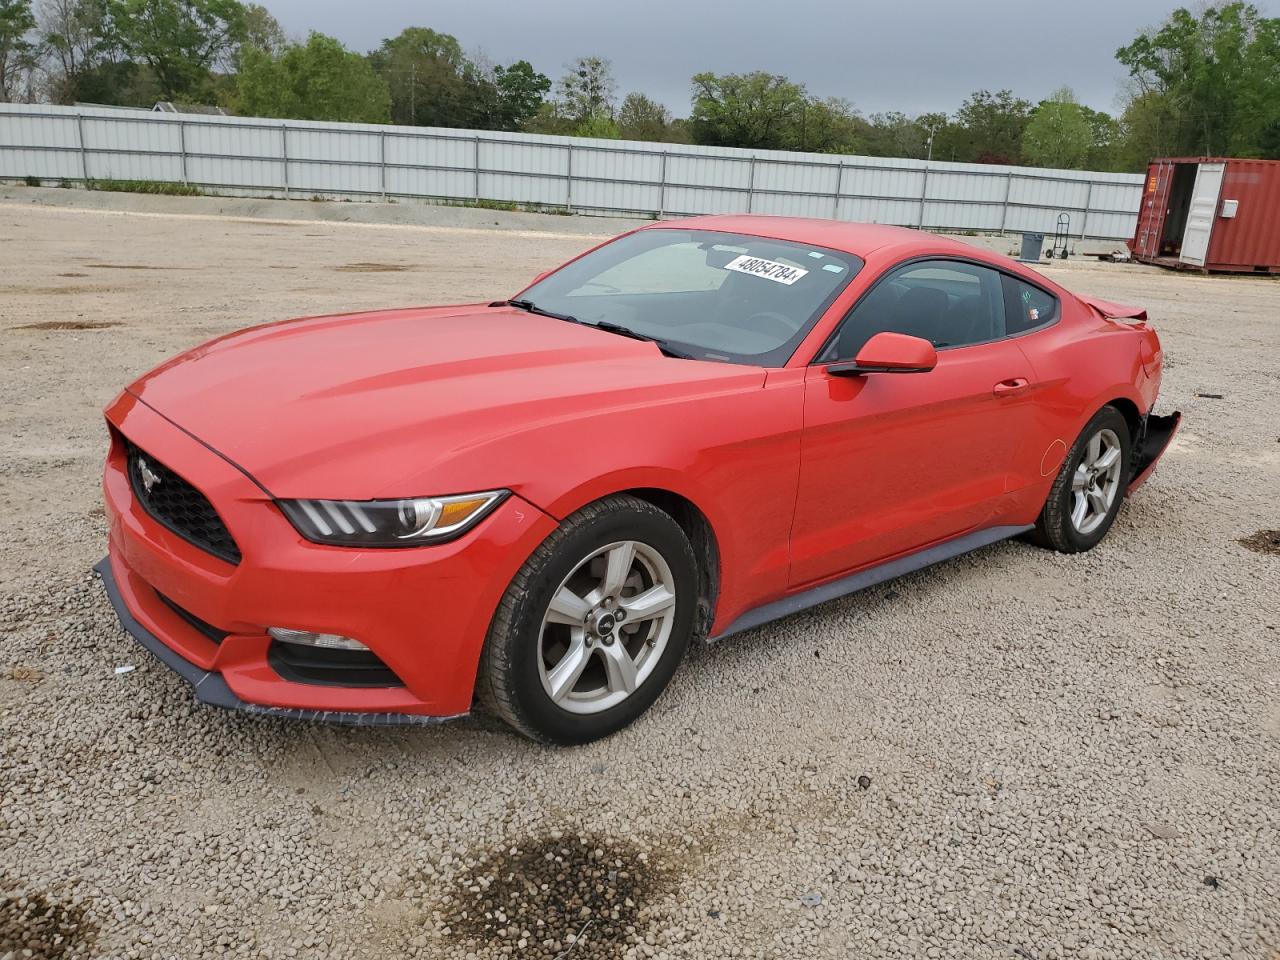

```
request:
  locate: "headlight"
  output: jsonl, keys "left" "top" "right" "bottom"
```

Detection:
{"left": 278, "top": 491, "right": 508, "bottom": 546}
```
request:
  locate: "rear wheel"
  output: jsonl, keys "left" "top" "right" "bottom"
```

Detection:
{"left": 478, "top": 495, "right": 698, "bottom": 744}
{"left": 1031, "top": 406, "right": 1132, "bottom": 553}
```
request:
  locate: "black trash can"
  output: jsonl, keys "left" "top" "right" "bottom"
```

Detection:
{"left": 1019, "top": 233, "right": 1045, "bottom": 263}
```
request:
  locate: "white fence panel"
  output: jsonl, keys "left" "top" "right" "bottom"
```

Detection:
{"left": 0, "top": 103, "right": 1145, "bottom": 239}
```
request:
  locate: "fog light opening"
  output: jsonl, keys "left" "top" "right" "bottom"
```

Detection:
{"left": 267, "top": 627, "right": 369, "bottom": 651}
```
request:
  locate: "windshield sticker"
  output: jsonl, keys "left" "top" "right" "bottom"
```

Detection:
{"left": 822, "top": 263, "right": 844, "bottom": 273}
{"left": 724, "top": 255, "right": 809, "bottom": 285}
{"left": 807, "top": 251, "right": 825, "bottom": 259}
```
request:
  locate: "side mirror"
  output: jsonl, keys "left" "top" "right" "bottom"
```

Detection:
{"left": 827, "top": 332, "right": 938, "bottom": 376}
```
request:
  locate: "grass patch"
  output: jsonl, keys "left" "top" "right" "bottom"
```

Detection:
{"left": 439, "top": 197, "right": 575, "bottom": 216}
{"left": 466, "top": 197, "right": 519, "bottom": 212}
{"left": 86, "top": 179, "right": 203, "bottom": 197}
{"left": 23, "top": 175, "right": 41, "bottom": 187}
{"left": 523, "top": 201, "right": 573, "bottom": 216}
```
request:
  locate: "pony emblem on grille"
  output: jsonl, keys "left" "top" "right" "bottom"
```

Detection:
{"left": 138, "top": 457, "right": 162, "bottom": 495}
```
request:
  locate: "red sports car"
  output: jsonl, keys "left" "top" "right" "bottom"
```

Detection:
{"left": 98, "top": 216, "right": 1179, "bottom": 743}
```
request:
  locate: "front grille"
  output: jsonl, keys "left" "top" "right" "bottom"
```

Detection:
{"left": 267, "top": 641, "right": 404, "bottom": 688}
{"left": 126, "top": 441, "right": 242, "bottom": 565}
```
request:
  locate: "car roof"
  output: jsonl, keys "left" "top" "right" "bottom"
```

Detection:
{"left": 644, "top": 214, "right": 981, "bottom": 260}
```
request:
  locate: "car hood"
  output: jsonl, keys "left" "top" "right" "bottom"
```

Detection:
{"left": 128, "top": 304, "right": 765, "bottom": 500}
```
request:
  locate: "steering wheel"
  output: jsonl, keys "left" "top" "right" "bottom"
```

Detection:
{"left": 739, "top": 311, "right": 795, "bottom": 339}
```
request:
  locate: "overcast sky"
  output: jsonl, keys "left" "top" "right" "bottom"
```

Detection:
{"left": 259, "top": 0, "right": 1273, "bottom": 117}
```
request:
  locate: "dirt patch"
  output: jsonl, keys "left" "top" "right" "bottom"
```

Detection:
{"left": 1239, "top": 529, "right": 1280, "bottom": 556}
{"left": 439, "top": 832, "right": 666, "bottom": 959}
{"left": 16, "top": 321, "right": 120, "bottom": 331}
{"left": 334, "top": 262, "right": 411, "bottom": 273}
{"left": 3, "top": 286, "right": 120, "bottom": 296}
{"left": 0, "top": 884, "right": 96, "bottom": 959}
{"left": 84, "top": 263, "right": 191, "bottom": 271}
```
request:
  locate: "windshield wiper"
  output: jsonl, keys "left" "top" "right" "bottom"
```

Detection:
{"left": 506, "top": 298, "right": 583, "bottom": 325}
{"left": 508, "top": 299, "right": 692, "bottom": 359}
{"left": 591, "top": 321, "right": 694, "bottom": 360}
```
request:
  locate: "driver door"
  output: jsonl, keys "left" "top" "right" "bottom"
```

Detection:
{"left": 787, "top": 259, "right": 1036, "bottom": 587}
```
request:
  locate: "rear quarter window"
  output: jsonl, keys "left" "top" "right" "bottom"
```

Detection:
{"left": 1002, "top": 275, "right": 1059, "bottom": 335}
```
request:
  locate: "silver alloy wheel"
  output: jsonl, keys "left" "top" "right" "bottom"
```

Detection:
{"left": 537, "top": 540, "right": 677, "bottom": 715}
{"left": 1071, "top": 427, "right": 1123, "bottom": 535}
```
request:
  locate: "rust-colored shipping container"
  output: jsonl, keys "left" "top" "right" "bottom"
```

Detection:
{"left": 1129, "top": 157, "right": 1280, "bottom": 273}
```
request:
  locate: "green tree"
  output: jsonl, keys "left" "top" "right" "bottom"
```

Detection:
{"left": 617, "top": 91, "right": 671, "bottom": 141}
{"left": 948, "top": 89, "right": 1033, "bottom": 164}
{"left": 38, "top": 0, "right": 154, "bottom": 105}
{"left": 1022, "top": 87, "right": 1093, "bottom": 169}
{"left": 108, "top": 0, "right": 246, "bottom": 101}
{"left": 369, "top": 26, "right": 491, "bottom": 128}
{"left": 689, "top": 71, "right": 807, "bottom": 149}
{"left": 0, "top": 0, "right": 36, "bottom": 100}
{"left": 1114, "top": 90, "right": 1179, "bottom": 169}
{"left": 236, "top": 2, "right": 282, "bottom": 58}
{"left": 863, "top": 111, "right": 929, "bottom": 159}
{"left": 236, "top": 31, "right": 389, "bottom": 122}
{"left": 556, "top": 55, "right": 615, "bottom": 123}
{"left": 1079, "top": 104, "right": 1122, "bottom": 170}
{"left": 575, "top": 112, "right": 619, "bottom": 139}
{"left": 797, "top": 96, "right": 867, "bottom": 154}
{"left": 492, "top": 59, "right": 549, "bottom": 130}
{"left": 1116, "top": 2, "right": 1280, "bottom": 158}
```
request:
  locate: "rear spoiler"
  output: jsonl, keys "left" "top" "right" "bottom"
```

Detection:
{"left": 1078, "top": 295, "right": 1148, "bottom": 323}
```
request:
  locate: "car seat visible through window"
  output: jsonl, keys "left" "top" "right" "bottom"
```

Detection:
{"left": 891, "top": 285, "right": 950, "bottom": 345}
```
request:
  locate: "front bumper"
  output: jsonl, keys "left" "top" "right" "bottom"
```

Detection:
{"left": 95, "top": 557, "right": 448, "bottom": 725}
{"left": 100, "top": 391, "right": 557, "bottom": 721}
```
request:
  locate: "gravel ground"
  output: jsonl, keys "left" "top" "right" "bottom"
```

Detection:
{"left": 1, "top": 188, "right": 1277, "bottom": 960}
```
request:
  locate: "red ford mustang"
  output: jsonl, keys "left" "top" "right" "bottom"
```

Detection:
{"left": 98, "top": 216, "right": 1179, "bottom": 743}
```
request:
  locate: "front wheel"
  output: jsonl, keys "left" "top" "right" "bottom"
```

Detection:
{"left": 478, "top": 495, "right": 698, "bottom": 744}
{"left": 1030, "top": 406, "right": 1132, "bottom": 553}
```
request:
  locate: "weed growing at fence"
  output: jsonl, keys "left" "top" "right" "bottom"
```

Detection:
{"left": 87, "top": 179, "right": 203, "bottom": 197}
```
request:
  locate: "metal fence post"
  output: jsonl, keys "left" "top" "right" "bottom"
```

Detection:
{"left": 280, "top": 123, "right": 290, "bottom": 197}
{"left": 657, "top": 151, "right": 668, "bottom": 219}
{"left": 474, "top": 135, "right": 481, "bottom": 200}
{"left": 1000, "top": 171, "right": 1013, "bottom": 234}
{"left": 75, "top": 112, "right": 88, "bottom": 182}
{"left": 746, "top": 157, "right": 757, "bottom": 213}
{"left": 565, "top": 144, "right": 573, "bottom": 213}
{"left": 831, "top": 163, "right": 845, "bottom": 219}
{"left": 178, "top": 120, "right": 188, "bottom": 185}
{"left": 917, "top": 166, "right": 929, "bottom": 229}
{"left": 1081, "top": 181, "right": 1094, "bottom": 239}
{"left": 379, "top": 130, "right": 387, "bottom": 200}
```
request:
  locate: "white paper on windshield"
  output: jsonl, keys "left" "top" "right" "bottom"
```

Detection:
{"left": 723, "top": 255, "right": 809, "bottom": 285}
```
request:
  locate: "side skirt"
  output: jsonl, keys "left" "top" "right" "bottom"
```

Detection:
{"left": 709, "top": 524, "right": 1033, "bottom": 642}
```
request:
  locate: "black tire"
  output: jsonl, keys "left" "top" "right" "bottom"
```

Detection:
{"left": 1029, "top": 406, "right": 1132, "bottom": 553}
{"left": 477, "top": 494, "right": 698, "bottom": 744}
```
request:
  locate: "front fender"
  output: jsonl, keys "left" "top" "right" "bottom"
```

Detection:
{"left": 496, "top": 383, "right": 806, "bottom": 636}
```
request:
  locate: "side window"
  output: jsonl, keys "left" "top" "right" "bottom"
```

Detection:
{"left": 822, "top": 260, "right": 1005, "bottom": 361}
{"left": 1002, "top": 275, "right": 1059, "bottom": 335}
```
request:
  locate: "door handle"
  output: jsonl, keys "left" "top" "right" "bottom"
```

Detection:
{"left": 993, "top": 378, "right": 1030, "bottom": 397}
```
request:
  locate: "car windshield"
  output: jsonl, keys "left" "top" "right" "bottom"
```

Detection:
{"left": 515, "top": 228, "right": 864, "bottom": 366}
